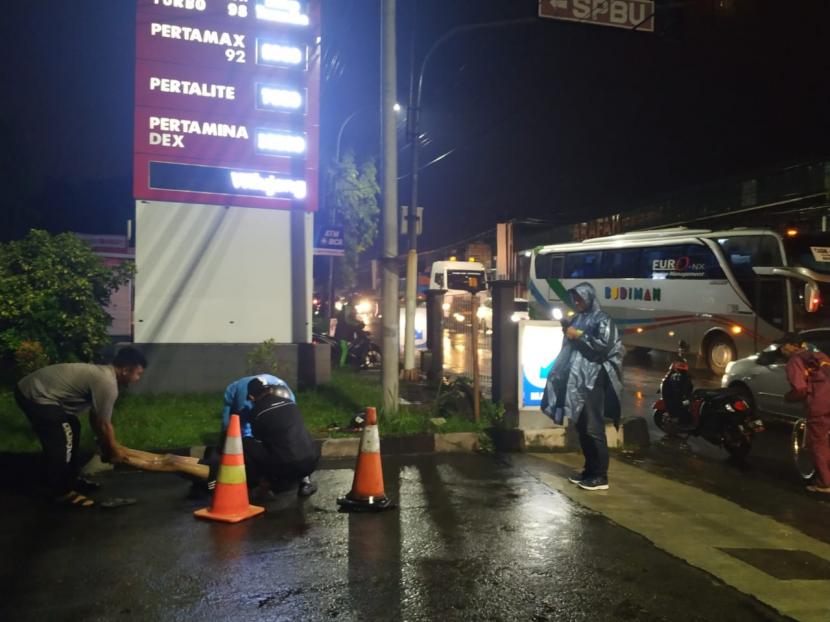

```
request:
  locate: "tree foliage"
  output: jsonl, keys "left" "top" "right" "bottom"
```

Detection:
{"left": 329, "top": 150, "right": 380, "bottom": 289}
{"left": 0, "top": 230, "right": 134, "bottom": 364}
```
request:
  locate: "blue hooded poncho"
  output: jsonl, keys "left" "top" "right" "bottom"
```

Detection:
{"left": 541, "top": 282, "right": 624, "bottom": 427}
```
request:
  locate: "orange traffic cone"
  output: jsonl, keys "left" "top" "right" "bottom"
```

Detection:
{"left": 194, "top": 414, "right": 265, "bottom": 523}
{"left": 337, "top": 407, "right": 395, "bottom": 512}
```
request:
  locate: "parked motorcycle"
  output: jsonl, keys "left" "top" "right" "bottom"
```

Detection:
{"left": 653, "top": 341, "right": 764, "bottom": 459}
{"left": 312, "top": 325, "right": 382, "bottom": 370}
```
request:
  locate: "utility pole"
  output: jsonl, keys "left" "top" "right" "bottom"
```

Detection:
{"left": 380, "top": 0, "right": 399, "bottom": 415}
{"left": 402, "top": 1, "right": 419, "bottom": 381}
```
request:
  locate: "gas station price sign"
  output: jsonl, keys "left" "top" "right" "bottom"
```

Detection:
{"left": 134, "top": 0, "right": 320, "bottom": 210}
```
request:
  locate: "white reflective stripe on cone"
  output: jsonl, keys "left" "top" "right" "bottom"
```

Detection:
{"left": 359, "top": 426, "right": 381, "bottom": 453}
{"left": 224, "top": 434, "right": 244, "bottom": 455}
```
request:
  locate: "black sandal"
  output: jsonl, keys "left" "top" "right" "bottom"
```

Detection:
{"left": 56, "top": 491, "right": 95, "bottom": 508}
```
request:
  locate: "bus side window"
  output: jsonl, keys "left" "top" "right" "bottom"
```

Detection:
{"left": 535, "top": 254, "right": 563, "bottom": 279}
{"left": 601, "top": 248, "right": 641, "bottom": 278}
{"left": 639, "top": 247, "right": 675, "bottom": 278}
{"left": 534, "top": 255, "right": 550, "bottom": 279}
{"left": 564, "top": 251, "right": 601, "bottom": 278}
{"left": 549, "top": 256, "right": 563, "bottom": 278}
{"left": 681, "top": 244, "right": 725, "bottom": 279}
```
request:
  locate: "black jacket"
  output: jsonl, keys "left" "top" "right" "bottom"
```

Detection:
{"left": 250, "top": 395, "right": 317, "bottom": 464}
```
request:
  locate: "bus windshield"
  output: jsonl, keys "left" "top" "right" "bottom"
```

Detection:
{"left": 782, "top": 234, "right": 830, "bottom": 275}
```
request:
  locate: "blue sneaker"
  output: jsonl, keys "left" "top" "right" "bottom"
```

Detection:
{"left": 577, "top": 477, "right": 609, "bottom": 491}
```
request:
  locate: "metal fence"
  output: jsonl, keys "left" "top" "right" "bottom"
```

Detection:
{"left": 441, "top": 291, "right": 492, "bottom": 399}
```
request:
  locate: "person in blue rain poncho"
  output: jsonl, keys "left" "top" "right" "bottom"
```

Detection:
{"left": 541, "top": 282, "right": 624, "bottom": 491}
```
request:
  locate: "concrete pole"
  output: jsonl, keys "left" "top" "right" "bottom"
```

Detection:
{"left": 471, "top": 292, "right": 480, "bottom": 424}
{"left": 380, "top": 0, "right": 399, "bottom": 415}
{"left": 402, "top": 3, "right": 419, "bottom": 381}
{"left": 426, "top": 289, "right": 445, "bottom": 383}
{"left": 291, "top": 209, "right": 313, "bottom": 344}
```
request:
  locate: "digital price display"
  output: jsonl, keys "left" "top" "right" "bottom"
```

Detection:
{"left": 446, "top": 269, "right": 488, "bottom": 294}
{"left": 134, "top": 0, "right": 320, "bottom": 210}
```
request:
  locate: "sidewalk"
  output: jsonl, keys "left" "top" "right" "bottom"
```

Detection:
{"left": 516, "top": 452, "right": 830, "bottom": 622}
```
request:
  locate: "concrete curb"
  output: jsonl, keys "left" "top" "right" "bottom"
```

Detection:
{"left": 491, "top": 418, "right": 649, "bottom": 453}
{"left": 183, "top": 432, "right": 484, "bottom": 461}
{"left": 83, "top": 418, "right": 650, "bottom": 471}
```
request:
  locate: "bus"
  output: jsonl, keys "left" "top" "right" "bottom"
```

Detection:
{"left": 428, "top": 260, "right": 488, "bottom": 293}
{"left": 528, "top": 227, "right": 830, "bottom": 374}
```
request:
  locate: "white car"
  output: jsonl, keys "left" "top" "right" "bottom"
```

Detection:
{"left": 721, "top": 328, "right": 830, "bottom": 420}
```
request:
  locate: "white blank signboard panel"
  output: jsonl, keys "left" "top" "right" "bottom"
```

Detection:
{"left": 135, "top": 200, "right": 293, "bottom": 343}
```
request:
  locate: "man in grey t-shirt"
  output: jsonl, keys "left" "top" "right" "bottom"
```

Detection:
{"left": 14, "top": 347, "right": 147, "bottom": 507}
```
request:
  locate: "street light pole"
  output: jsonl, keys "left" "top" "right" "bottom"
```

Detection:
{"left": 402, "top": 17, "right": 537, "bottom": 379}
{"left": 380, "top": 0, "right": 400, "bottom": 415}
{"left": 326, "top": 109, "right": 364, "bottom": 320}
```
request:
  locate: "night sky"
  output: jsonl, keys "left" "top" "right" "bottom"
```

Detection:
{"left": 1, "top": 0, "right": 828, "bottom": 249}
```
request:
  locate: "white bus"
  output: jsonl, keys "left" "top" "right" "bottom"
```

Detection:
{"left": 428, "top": 260, "right": 488, "bottom": 293}
{"left": 528, "top": 227, "right": 830, "bottom": 374}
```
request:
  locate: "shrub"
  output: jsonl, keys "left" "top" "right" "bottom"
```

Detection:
{"left": 0, "top": 230, "right": 133, "bottom": 363}
{"left": 246, "top": 339, "right": 285, "bottom": 377}
{"left": 14, "top": 340, "right": 50, "bottom": 377}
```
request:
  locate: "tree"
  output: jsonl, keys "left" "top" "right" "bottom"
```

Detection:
{"left": 0, "top": 230, "right": 134, "bottom": 365}
{"left": 329, "top": 150, "right": 380, "bottom": 290}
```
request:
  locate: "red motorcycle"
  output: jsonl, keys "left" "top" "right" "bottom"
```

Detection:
{"left": 653, "top": 341, "right": 764, "bottom": 460}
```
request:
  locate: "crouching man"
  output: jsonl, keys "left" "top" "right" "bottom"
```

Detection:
{"left": 244, "top": 376, "right": 319, "bottom": 498}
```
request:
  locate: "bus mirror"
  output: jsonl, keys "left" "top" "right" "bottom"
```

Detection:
{"left": 804, "top": 282, "right": 821, "bottom": 313}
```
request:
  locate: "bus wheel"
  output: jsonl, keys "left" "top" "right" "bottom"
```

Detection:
{"left": 705, "top": 334, "right": 736, "bottom": 376}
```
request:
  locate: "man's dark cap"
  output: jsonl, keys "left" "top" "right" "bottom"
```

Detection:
{"left": 247, "top": 377, "right": 270, "bottom": 399}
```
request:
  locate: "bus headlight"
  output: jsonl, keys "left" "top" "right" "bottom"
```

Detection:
{"left": 551, "top": 307, "right": 563, "bottom": 320}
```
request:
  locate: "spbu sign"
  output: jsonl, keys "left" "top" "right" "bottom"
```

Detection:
{"left": 539, "top": 0, "right": 655, "bottom": 33}
{"left": 134, "top": 0, "right": 321, "bottom": 210}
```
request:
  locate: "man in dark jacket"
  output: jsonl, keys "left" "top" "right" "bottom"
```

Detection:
{"left": 542, "top": 282, "right": 624, "bottom": 491}
{"left": 245, "top": 377, "right": 319, "bottom": 497}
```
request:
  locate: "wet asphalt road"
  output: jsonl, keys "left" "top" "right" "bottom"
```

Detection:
{"left": 0, "top": 454, "right": 786, "bottom": 622}
{"left": 619, "top": 351, "right": 830, "bottom": 545}
{"left": 1, "top": 352, "right": 827, "bottom": 621}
